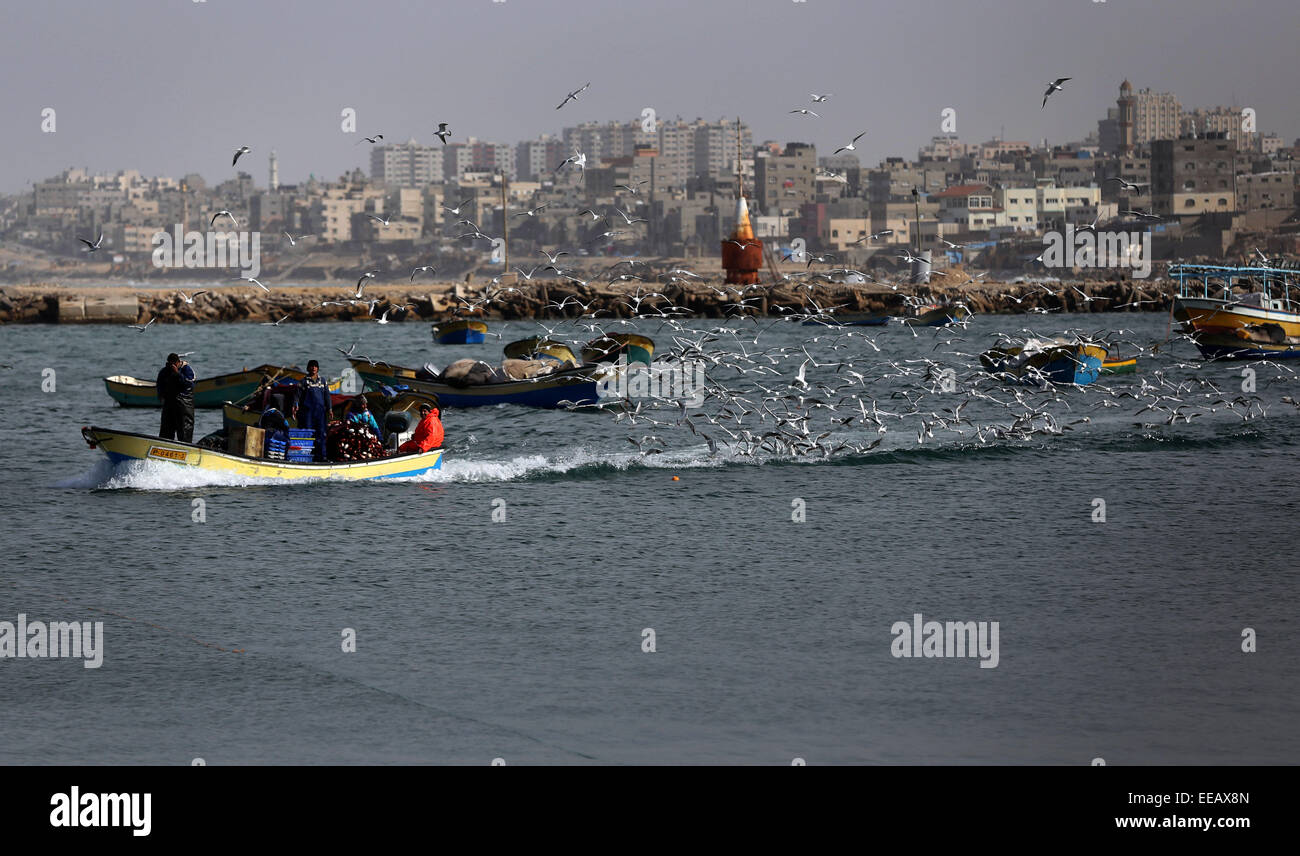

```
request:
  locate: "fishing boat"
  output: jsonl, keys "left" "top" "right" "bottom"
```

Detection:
{"left": 103, "top": 364, "right": 341, "bottom": 408}
{"left": 1100, "top": 356, "right": 1138, "bottom": 375}
{"left": 903, "top": 303, "right": 972, "bottom": 327}
{"left": 347, "top": 357, "right": 607, "bottom": 409}
{"left": 432, "top": 318, "right": 489, "bottom": 345}
{"left": 502, "top": 337, "right": 582, "bottom": 366}
{"left": 581, "top": 333, "right": 655, "bottom": 366}
{"left": 81, "top": 426, "right": 442, "bottom": 481}
{"left": 1171, "top": 263, "right": 1300, "bottom": 359}
{"left": 222, "top": 389, "right": 440, "bottom": 432}
{"left": 802, "top": 311, "right": 892, "bottom": 327}
{"left": 980, "top": 339, "right": 1108, "bottom": 386}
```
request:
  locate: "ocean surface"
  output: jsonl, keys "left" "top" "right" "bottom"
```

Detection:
{"left": 1, "top": 310, "right": 1297, "bottom": 764}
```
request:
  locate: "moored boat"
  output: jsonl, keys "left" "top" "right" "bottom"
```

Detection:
{"left": 980, "top": 339, "right": 1108, "bottom": 385}
{"left": 432, "top": 318, "right": 489, "bottom": 344}
{"left": 1100, "top": 356, "right": 1138, "bottom": 375}
{"left": 581, "top": 333, "right": 655, "bottom": 366}
{"left": 502, "top": 337, "right": 581, "bottom": 366}
{"left": 104, "top": 364, "right": 341, "bottom": 408}
{"left": 348, "top": 357, "right": 606, "bottom": 409}
{"left": 81, "top": 426, "right": 442, "bottom": 481}
{"left": 1171, "top": 263, "right": 1300, "bottom": 360}
{"left": 903, "top": 303, "right": 972, "bottom": 327}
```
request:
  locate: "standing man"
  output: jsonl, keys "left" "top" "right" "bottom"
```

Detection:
{"left": 292, "top": 359, "right": 331, "bottom": 462}
{"left": 157, "top": 353, "right": 196, "bottom": 442}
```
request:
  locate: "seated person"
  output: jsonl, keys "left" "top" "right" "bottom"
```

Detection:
{"left": 341, "top": 394, "right": 382, "bottom": 439}
{"left": 257, "top": 407, "right": 290, "bottom": 453}
{"left": 396, "top": 400, "right": 444, "bottom": 455}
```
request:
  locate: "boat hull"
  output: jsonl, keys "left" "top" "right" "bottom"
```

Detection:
{"left": 1174, "top": 296, "right": 1300, "bottom": 360}
{"left": 104, "top": 364, "right": 340, "bottom": 408}
{"left": 349, "top": 359, "right": 602, "bottom": 408}
{"left": 981, "top": 344, "right": 1107, "bottom": 386}
{"left": 1100, "top": 357, "right": 1138, "bottom": 375}
{"left": 82, "top": 426, "right": 442, "bottom": 480}
{"left": 904, "top": 305, "right": 971, "bottom": 327}
{"left": 581, "top": 333, "right": 655, "bottom": 366}
{"left": 433, "top": 319, "right": 489, "bottom": 345}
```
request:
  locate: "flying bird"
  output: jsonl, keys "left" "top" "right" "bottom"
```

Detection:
{"left": 556, "top": 82, "right": 591, "bottom": 110}
{"left": 1042, "top": 77, "right": 1071, "bottom": 108}
{"left": 357, "top": 134, "right": 384, "bottom": 145}
{"left": 261, "top": 314, "right": 290, "bottom": 327}
{"left": 232, "top": 145, "right": 251, "bottom": 166}
{"left": 410, "top": 265, "right": 436, "bottom": 280}
{"left": 366, "top": 213, "right": 392, "bottom": 226}
{"left": 810, "top": 93, "right": 832, "bottom": 103}
{"left": 235, "top": 275, "right": 270, "bottom": 292}
{"left": 442, "top": 197, "right": 473, "bottom": 216}
{"left": 834, "top": 131, "right": 866, "bottom": 154}
{"left": 127, "top": 317, "right": 155, "bottom": 332}
{"left": 354, "top": 270, "right": 378, "bottom": 298}
{"left": 77, "top": 233, "right": 105, "bottom": 252}
{"left": 1105, "top": 177, "right": 1145, "bottom": 193}
{"left": 555, "top": 152, "right": 587, "bottom": 174}
{"left": 177, "top": 290, "right": 208, "bottom": 304}
{"left": 513, "top": 204, "right": 548, "bottom": 217}
{"left": 789, "top": 108, "right": 820, "bottom": 118}
{"left": 211, "top": 210, "right": 238, "bottom": 227}
{"left": 434, "top": 123, "right": 451, "bottom": 145}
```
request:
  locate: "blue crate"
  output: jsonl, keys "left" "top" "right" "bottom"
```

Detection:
{"left": 288, "top": 429, "right": 316, "bottom": 439}
{"left": 287, "top": 454, "right": 314, "bottom": 463}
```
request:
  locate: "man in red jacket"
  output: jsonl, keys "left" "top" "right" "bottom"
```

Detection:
{"left": 397, "top": 400, "right": 443, "bottom": 454}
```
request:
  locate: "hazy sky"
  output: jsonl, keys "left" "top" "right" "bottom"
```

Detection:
{"left": 4, "top": 0, "right": 1297, "bottom": 194}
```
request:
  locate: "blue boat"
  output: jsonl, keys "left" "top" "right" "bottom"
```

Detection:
{"left": 432, "top": 319, "right": 489, "bottom": 345}
{"left": 980, "top": 341, "right": 1108, "bottom": 386}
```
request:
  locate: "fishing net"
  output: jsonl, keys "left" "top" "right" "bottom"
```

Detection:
{"left": 326, "top": 422, "right": 385, "bottom": 462}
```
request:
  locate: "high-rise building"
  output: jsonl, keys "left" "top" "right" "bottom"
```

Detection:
{"left": 370, "top": 139, "right": 444, "bottom": 188}
{"left": 269, "top": 149, "right": 279, "bottom": 191}
{"left": 1151, "top": 133, "right": 1237, "bottom": 216}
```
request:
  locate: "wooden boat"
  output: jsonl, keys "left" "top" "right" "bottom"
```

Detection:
{"left": 581, "top": 333, "right": 655, "bottom": 365}
{"left": 1171, "top": 263, "right": 1300, "bottom": 360}
{"left": 81, "top": 426, "right": 442, "bottom": 481}
{"left": 502, "top": 337, "right": 581, "bottom": 367}
{"left": 802, "top": 311, "right": 892, "bottom": 327}
{"left": 432, "top": 318, "right": 489, "bottom": 344}
{"left": 980, "top": 340, "right": 1108, "bottom": 386}
{"left": 902, "top": 304, "right": 972, "bottom": 327}
{"left": 1100, "top": 356, "right": 1138, "bottom": 375}
{"left": 348, "top": 357, "right": 606, "bottom": 409}
{"left": 103, "top": 364, "right": 341, "bottom": 408}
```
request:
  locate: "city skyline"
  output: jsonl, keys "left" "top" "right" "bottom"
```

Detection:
{"left": 4, "top": 0, "right": 1298, "bottom": 195}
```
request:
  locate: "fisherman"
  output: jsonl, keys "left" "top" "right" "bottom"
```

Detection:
{"left": 291, "top": 359, "right": 331, "bottom": 462}
{"left": 396, "top": 399, "right": 444, "bottom": 455}
{"left": 342, "top": 394, "right": 382, "bottom": 440}
{"left": 156, "top": 353, "right": 195, "bottom": 442}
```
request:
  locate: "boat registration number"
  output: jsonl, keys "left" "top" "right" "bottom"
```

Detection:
{"left": 147, "top": 446, "right": 190, "bottom": 462}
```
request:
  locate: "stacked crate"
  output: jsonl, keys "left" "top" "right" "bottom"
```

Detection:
{"left": 287, "top": 429, "right": 316, "bottom": 463}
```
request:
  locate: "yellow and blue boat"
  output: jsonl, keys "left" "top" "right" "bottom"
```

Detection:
{"left": 502, "top": 337, "right": 581, "bottom": 367}
{"left": 433, "top": 318, "right": 489, "bottom": 345}
{"left": 81, "top": 426, "right": 442, "bottom": 481}
{"left": 1100, "top": 356, "right": 1138, "bottom": 375}
{"left": 980, "top": 340, "right": 1108, "bottom": 386}
{"left": 581, "top": 333, "right": 655, "bottom": 366}
{"left": 104, "top": 364, "right": 341, "bottom": 408}
{"left": 1172, "top": 263, "right": 1300, "bottom": 360}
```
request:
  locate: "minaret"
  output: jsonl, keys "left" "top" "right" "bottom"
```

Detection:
{"left": 1118, "top": 80, "right": 1135, "bottom": 156}
{"left": 269, "top": 149, "right": 279, "bottom": 191}
{"left": 721, "top": 117, "right": 762, "bottom": 285}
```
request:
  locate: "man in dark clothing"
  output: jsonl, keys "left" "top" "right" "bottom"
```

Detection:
{"left": 157, "top": 353, "right": 196, "bottom": 442}
{"left": 291, "top": 359, "right": 331, "bottom": 462}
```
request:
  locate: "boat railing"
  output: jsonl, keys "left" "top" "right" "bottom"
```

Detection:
{"left": 1169, "top": 263, "right": 1299, "bottom": 312}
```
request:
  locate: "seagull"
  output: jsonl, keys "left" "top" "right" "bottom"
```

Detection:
{"left": 434, "top": 123, "right": 451, "bottom": 145}
{"left": 77, "top": 233, "right": 105, "bottom": 252}
{"left": 834, "top": 131, "right": 866, "bottom": 154}
{"left": 442, "top": 197, "right": 473, "bottom": 216}
{"left": 725, "top": 239, "right": 759, "bottom": 250}
{"left": 337, "top": 342, "right": 359, "bottom": 357}
{"left": 512, "top": 204, "right": 548, "bottom": 217}
{"left": 789, "top": 108, "right": 820, "bottom": 118}
{"left": 810, "top": 93, "right": 832, "bottom": 103}
{"left": 366, "top": 213, "right": 392, "bottom": 226}
{"left": 127, "top": 317, "right": 155, "bottom": 332}
{"left": 556, "top": 82, "right": 591, "bottom": 110}
{"left": 515, "top": 266, "right": 539, "bottom": 281}
{"left": 1077, "top": 213, "right": 1100, "bottom": 233}
{"left": 541, "top": 248, "right": 570, "bottom": 264}
{"left": 1042, "top": 77, "right": 1070, "bottom": 108}
{"left": 261, "top": 314, "right": 290, "bottom": 327}
{"left": 354, "top": 271, "right": 378, "bottom": 298}
{"left": 410, "top": 265, "right": 436, "bottom": 280}
{"left": 282, "top": 231, "right": 312, "bottom": 246}
{"left": 555, "top": 152, "right": 587, "bottom": 174}
{"left": 235, "top": 275, "right": 270, "bottom": 292}
{"left": 211, "top": 210, "right": 238, "bottom": 227}
{"left": 1122, "top": 209, "right": 1162, "bottom": 222}
{"left": 577, "top": 209, "right": 606, "bottom": 222}
{"left": 177, "top": 290, "right": 208, "bottom": 304}
{"left": 357, "top": 134, "right": 384, "bottom": 145}
{"left": 613, "top": 206, "right": 647, "bottom": 225}
{"left": 232, "top": 145, "right": 251, "bottom": 166}
{"left": 1105, "top": 177, "right": 1145, "bottom": 193}
{"left": 615, "top": 181, "right": 649, "bottom": 195}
